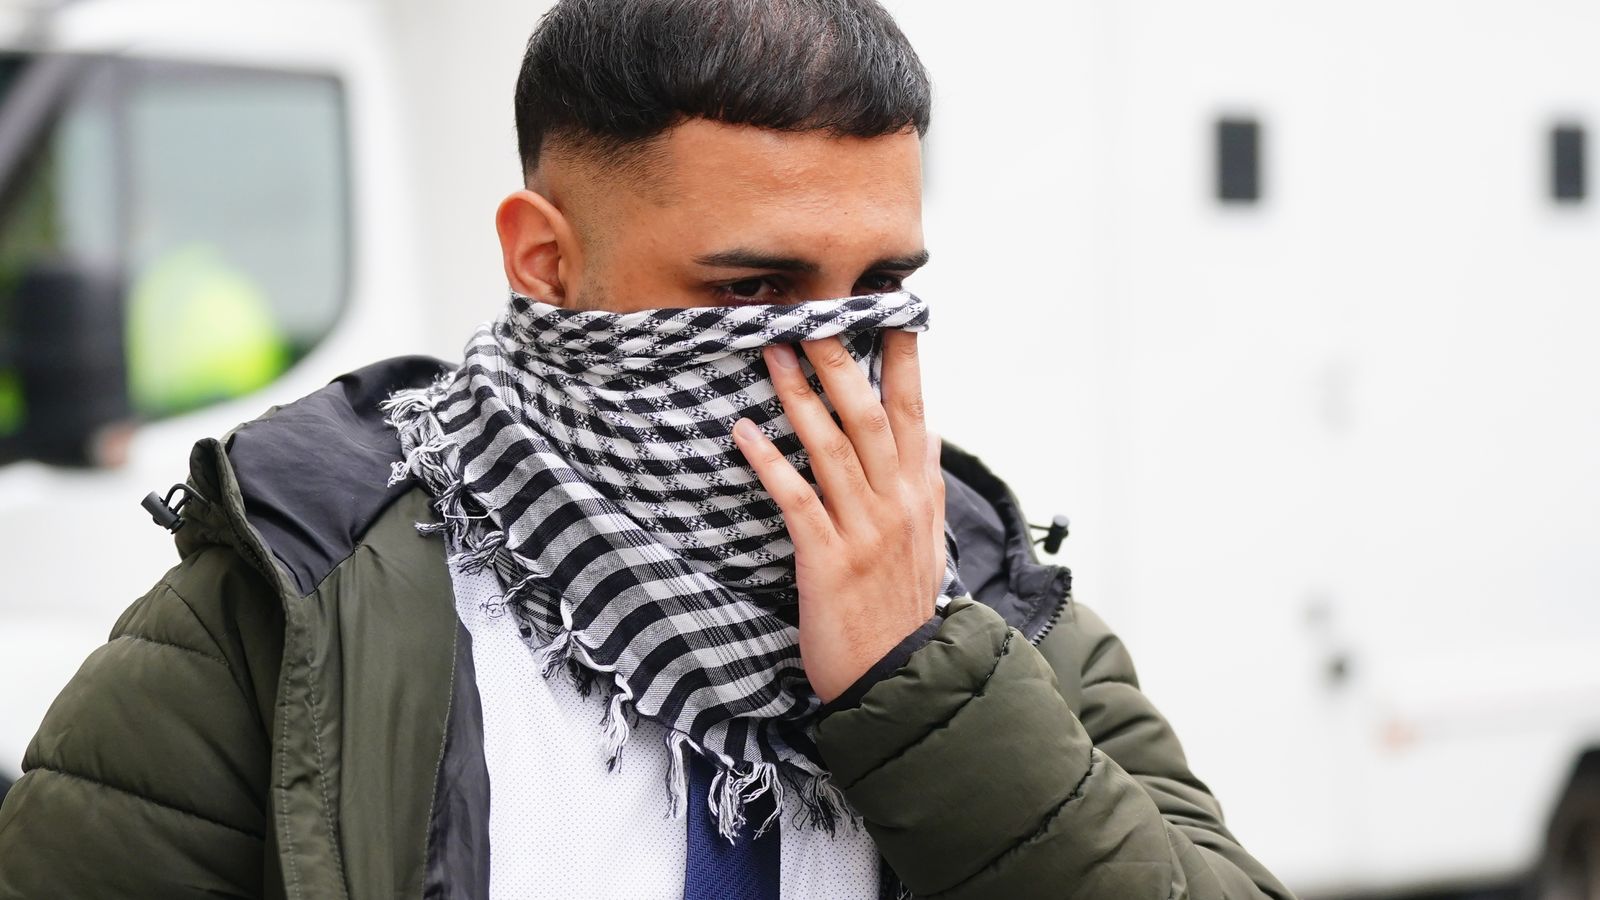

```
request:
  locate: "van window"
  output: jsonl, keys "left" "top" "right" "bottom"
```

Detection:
{"left": 123, "top": 61, "right": 349, "bottom": 418}
{"left": 0, "top": 56, "right": 349, "bottom": 462}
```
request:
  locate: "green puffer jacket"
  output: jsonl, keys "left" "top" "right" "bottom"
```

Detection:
{"left": 0, "top": 357, "right": 1292, "bottom": 900}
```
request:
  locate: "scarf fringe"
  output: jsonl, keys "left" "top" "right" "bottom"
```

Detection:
{"left": 710, "top": 762, "right": 782, "bottom": 840}
{"left": 665, "top": 730, "right": 693, "bottom": 819}
{"left": 663, "top": 732, "right": 850, "bottom": 844}
{"left": 792, "top": 766, "right": 850, "bottom": 835}
{"left": 541, "top": 620, "right": 853, "bottom": 842}
{"left": 453, "top": 529, "right": 506, "bottom": 575}
{"left": 382, "top": 369, "right": 858, "bottom": 844}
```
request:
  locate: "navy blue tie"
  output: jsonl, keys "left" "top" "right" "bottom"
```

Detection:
{"left": 683, "top": 753, "right": 781, "bottom": 900}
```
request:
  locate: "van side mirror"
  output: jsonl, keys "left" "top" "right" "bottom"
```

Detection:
{"left": 5, "top": 258, "right": 129, "bottom": 467}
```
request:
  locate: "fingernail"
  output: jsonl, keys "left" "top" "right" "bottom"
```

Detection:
{"left": 734, "top": 418, "right": 761, "bottom": 442}
{"left": 767, "top": 344, "right": 799, "bottom": 369}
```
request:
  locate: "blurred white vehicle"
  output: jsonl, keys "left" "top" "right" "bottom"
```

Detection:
{"left": 0, "top": 0, "right": 422, "bottom": 800}
{"left": 2, "top": 2, "right": 1599, "bottom": 899}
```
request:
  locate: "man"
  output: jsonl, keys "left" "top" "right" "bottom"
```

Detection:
{"left": 0, "top": 1, "right": 1294, "bottom": 898}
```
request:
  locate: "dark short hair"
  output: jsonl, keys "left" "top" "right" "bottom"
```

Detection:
{"left": 513, "top": 0, "right": 932, "bottom": 175}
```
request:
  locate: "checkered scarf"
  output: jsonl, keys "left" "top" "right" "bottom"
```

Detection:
{"left": 383, "top": 289, "right": 964, "bottom": 839}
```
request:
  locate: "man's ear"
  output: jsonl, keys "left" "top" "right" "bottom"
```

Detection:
{"left": 496, "top": 189, "right": 581, "bottom": 305}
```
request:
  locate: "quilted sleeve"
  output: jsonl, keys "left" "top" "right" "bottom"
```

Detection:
{"left": 0, "top": 545, "right": 283, "bottom": 900}
{"left": 813, "top": 596, "right": 1294, "bottom": 900}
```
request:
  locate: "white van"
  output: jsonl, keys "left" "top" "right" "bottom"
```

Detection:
{"left": 0, "top": 0, "right": 422, "bottom": 791}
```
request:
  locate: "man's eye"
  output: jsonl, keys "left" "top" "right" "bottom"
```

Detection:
{"left": 715, "top": 278, "right": 786, "bottom": 304}
{"left": 854, "top": 273, "right": 905, "bottom": 295}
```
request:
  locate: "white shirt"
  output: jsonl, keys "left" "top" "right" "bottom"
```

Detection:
{"left": 450, "top": 560, "right": 884, "bottom": 900}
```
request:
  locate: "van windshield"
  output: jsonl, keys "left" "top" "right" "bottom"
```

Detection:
{"left": 0, "top": 53, "right": 350, "bottom": 464}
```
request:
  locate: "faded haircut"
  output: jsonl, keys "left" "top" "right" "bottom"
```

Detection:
{"left": 513, "top": 0, "right": 932, "bottom": 177}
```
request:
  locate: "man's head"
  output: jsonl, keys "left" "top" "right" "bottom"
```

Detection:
{"left": 496, "top": 0, "right": 932, "bottom": 312}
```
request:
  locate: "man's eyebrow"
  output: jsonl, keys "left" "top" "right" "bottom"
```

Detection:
{"left": 692, "top": 248, "right": 931, "bottom": 273}
{"left": 694, "top": 249, "right": 822, "bottom": 274}
{"left": 868, "top": 250, "right": 931, "bottom": 271}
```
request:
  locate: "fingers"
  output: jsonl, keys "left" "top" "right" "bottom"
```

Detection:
{"left": 880, "top": 330, "right": 929, "bottom": 474}
{"left": 760, "top": 343, "right": 870, "bottom": 520}
{"left": 799, "top": 337, "right": 902, "bottom": 490}
{"left": 732, "top": 417, "right": 835, "bottom": 544}
{"left": 927, "top": 428, "right": 948, "bottom": 581}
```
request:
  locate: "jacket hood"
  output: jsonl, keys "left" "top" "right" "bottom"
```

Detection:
{"left": 176, "top": 355, "right": 451, "bottom": 596}
{"left": 939, "top": 442, "right": 1072, "bottom": 641}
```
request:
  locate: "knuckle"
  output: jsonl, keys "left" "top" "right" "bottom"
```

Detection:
{"left": 788, "top": 484, "right": 820, "bottom": 511}
{"left": 862, "top": 409, "right": 892, "bottom": 436}
{"left": 895, "top": 480, "right": 928, "bottom": 507}
{"left": 896, "top": 395, "right": 926, "bottom": 421}
{"left": 782, "top": 379, "right": 816, "bottom": 402}
{"left": 814, "top": 340, "right": 851, "bottom": 369}
{"left": 823, "top": 436, "right": 855, "bottom": 464}
{"left": 908, "top": 487, "right": 933, "bottom": 517}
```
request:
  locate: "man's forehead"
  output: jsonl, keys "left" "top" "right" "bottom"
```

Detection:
{"left": 661, "top": 120, "right": 922, "bottom": 195}
{"left": 542, "top": 119, "right": 922, "bottom": 206}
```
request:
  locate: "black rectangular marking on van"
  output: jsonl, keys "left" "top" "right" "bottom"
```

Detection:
{"left": 1216, "top": 118, "right": 1261, "bottom": 204}
{"left": 1552, "top": 124, "right": 1586, "bottom": 203}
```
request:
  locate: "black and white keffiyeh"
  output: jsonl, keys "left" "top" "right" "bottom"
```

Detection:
{"left": 383, "top": 289, "right": 965, "bottom": 839}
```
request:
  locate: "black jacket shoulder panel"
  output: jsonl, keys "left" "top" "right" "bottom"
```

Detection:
{"left": 224, "top": 355, "right": 452, "bottom": 596}
{"left": 940, "top": 440, "right": 1072, "bottom": 641}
